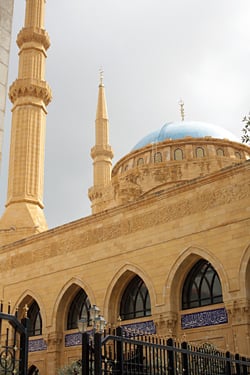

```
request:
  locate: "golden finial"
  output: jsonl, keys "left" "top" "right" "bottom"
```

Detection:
{"left": 179, "top": 99, "right": 185, "bottom": 121}
{"left": 23, "top": 304, "right": 29, "bottom": 318}
{"left": 99, "top": 67, "right": 104, "bottom": 86}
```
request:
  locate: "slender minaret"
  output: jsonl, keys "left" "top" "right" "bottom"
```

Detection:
{"left": 89, "top": 71, "right": 113, "bottom": 213}
{"left": 0, "top": 0, "right": 52, "bottom": 243}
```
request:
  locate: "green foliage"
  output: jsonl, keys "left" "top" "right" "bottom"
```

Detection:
{"left": 242, "top": 114, "right": 250, "bottom": 144}
{"left": 57, "top": 361, "right": 81, "bottom": 375}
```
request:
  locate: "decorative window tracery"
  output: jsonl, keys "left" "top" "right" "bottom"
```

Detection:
{"left": 120, "top": 275, "right": 151, "bottom": 320}
{"left": 28, "top": 301, "right": 42, "bottom": 336}
{"left": 182, "top": 260, "right": 223, "bottom": 310}
{"left": 67, "top": 289, "right": 91, "bottom": 330}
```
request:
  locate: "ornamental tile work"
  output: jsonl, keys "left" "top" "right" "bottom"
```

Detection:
{"left": 64, "top": 321, "right": 156, "bottom": 347}
{"left": 181, "top": 308, "right": 228, "bottom": 330}
{"left": 29, "top": 339, "right": 47, "bottom": 352}
{"left": 65, "top": 332, "right": 82, "bottom": 347}
{"left": 122, "top": 320, "right": 156, "bottom": 336}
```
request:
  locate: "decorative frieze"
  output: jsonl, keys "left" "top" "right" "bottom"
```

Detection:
{"left": 181, "top": 308, "right": 228, "bottom": 330}
{"left": 0, "top": 171, "right": 249, "bottom": 270}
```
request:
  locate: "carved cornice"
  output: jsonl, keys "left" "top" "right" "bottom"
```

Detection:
{"left": 9, "top": 79, "right": 52, "bottom": 105}
{"left": 155, "top": 312, "right": 178, "bottom": 330}
{"left": 0, "top": 166, "right": 249, "bottom": 270}
{"left": 17, "top": 27, "right": 50, "bottom": 50}
{"left": 225, "top": 299, "right": 250, "bottom": 318}
{"left": 88, "top": 186, "right": 103, "bottom": 201}
{"left": 91, "top": 145, "right": 114, "bottom": 159}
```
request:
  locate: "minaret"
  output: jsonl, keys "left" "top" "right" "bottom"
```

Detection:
{"left": 88, "top": 71, "right": 113, "bottom": 213}
{"left": 0, "top": 0, "right": 52, "bottom": 243}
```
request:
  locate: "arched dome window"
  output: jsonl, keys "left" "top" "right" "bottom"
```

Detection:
{"left": 137, "top": 158, "right": 144, "bottom": 166}
{"left": 120, "top": 275, "right": 151, "bottom": 320}
{"left": 28, "top": 301, "right": 42, "bottom": 336}
{"left": 174, "top": 148, "right": 183, "bottom": 161}
{"left": 182, "top": 260, "right": 223, "bottom": 310}
{"left": 216, "top": 148, "right": 224, "bottom": 156}
{"left": 196, "top": 147, "right": 205, "bottom": 158}
{"left": 154, "top": 152, "right": 162, "bottom": 163}
{"left": 67, "top": 289, "right": 90, "bottom": 330}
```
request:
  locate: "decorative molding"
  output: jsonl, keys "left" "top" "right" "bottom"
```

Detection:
{"left": 29, "top": 338, "right": 47, "bottom": 352}
{"left": 0, "top": 172, "right": 250, "bottom": 270}
{"left": 181, "top": 308, "right": 228, "bottom": 330}
{"left": 9, "top": 79, "right": 52, "bottom": 105}
{"left": 225, "top": 299, "right": 250, "bottom": 324}
{"left": 17, "top": 27, "right": 50, "bottom": 50}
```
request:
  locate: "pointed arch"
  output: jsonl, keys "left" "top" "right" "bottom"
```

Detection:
{"left": 165, "top": 246, "right": 229, "bottom": 312}
{"left": 52, "top": 277, "right": 96, "bottom": 332}
{"left": 103, "top": 263, "right": 156, "bottom": 324}
{"left": 182, "top": 259, "right": 223, "bottom": 309}
{"left": 28, "top": 365, "right": 39, "bottom": 375}
{"left": 14, "top": 290, "right": 46, "bottom": 337}
{"left": 239, "top": 243, "right": 250, "bottom": 299}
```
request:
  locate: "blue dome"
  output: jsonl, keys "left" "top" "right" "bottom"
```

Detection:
{"left": 132, "top": 121, "right": 239, "bottom": 151}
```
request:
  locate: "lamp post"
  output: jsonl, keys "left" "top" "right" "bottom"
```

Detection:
{"left": 78, "top": 305, "right": 106, "bottom": 375}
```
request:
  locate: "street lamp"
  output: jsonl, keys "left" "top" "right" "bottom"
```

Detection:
{"left": 78, "top": 305, "right": 106, "bottom": 375}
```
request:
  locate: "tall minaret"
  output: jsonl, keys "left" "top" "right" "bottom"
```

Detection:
{"left": 0, "top": 0, "right": 52, "bottom": 243}
{"left": 88, "top": 71, "right": 113, "bottom": 213}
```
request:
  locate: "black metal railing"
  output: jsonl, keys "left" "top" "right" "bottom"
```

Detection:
{"left": 0, "top": 303, "right": 29, "bottom": 375}
{"left": 82, "top": 327, "right": 250, "bottom": 375}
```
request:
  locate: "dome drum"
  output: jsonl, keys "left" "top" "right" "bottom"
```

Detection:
{"left": 107, "top": 136, "right": 250, "bottom": 208}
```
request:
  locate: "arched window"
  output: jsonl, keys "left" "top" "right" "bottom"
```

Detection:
{"left": 216, "top": 148, "right": 224, "bottom": 156}
{"left": 235, "top": 152, "right": 241, "bottom": 159}
{"left": 137, "top": 158, "right": 144, "bottom": 166}
{"left": 28, "top": 301, "right": 42, "bottom": 336}
{"left": 182, "top": 260, "right": 223, "bottom": 310}
{"left": 67, "top": 289, "right": 90, "bottom": 330}
{"left": 196, "top": 147, "right": 205, "bottom": 158}
{"left": 120, "top": 275, "right": 151, "bottom": 320}
{"left": 174, "top": 148, "right": 183, "bottom": 161}
{"left": 154, "top": 152, "right": 162, "bottom": 163}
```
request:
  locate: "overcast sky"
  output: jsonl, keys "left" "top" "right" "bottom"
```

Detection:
{"left": 0, "top": 0, "right": 250, "bottom": 229}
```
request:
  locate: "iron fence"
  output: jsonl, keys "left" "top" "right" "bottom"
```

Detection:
{"left": 0, "top": 303, "right": 29, "bottom": 375}
{"left": 82, "top": 327, "right": 250, "bottom": 375}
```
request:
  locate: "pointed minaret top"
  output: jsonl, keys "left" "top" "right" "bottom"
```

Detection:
{"left": 96, "top": 69, "right": 108, "bottom": 120}
{"left": 99, "top": 67, "right": 104, "bottom": 87}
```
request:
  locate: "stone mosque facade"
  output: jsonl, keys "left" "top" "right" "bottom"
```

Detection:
{"left": 0, "top": 1, "right": 250, "bottom": 375}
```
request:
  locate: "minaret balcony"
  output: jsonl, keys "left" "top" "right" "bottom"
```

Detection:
{"left": 9, "top": 78, "right": 52, "bottom": 106}
{"left": 17, "top": 27, "right": 50, "bottom": 51}
{"left": 91, "top": 145, "right": 114, "bottom": 159}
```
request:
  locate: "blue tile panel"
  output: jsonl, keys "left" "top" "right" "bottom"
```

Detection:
{"left": 181, "top": 307, "right": 228, "bottom": 330}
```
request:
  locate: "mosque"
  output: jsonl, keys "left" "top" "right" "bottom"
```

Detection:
{"left": 0, "top": 1, "right": 250, "bottom": 375}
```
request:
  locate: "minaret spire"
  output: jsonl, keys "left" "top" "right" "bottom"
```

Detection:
{"left": 88, "top": 71, "right": 114, "bottom": 213}
{"left": 0, "top": 0, "right": 52, "bottom": 243}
